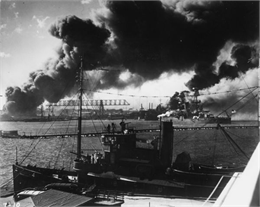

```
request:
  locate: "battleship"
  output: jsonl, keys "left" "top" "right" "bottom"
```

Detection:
{"left": 156, "top": 89, "right": 232, "bottom": 124}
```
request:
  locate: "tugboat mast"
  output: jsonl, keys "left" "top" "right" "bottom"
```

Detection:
{"left": 77, "top": 57, "right": 84, "bottom": 159}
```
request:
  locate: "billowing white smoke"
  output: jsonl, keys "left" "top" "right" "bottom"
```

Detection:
{"left": 200, "top": 68, "right": 258, "bottom": 120}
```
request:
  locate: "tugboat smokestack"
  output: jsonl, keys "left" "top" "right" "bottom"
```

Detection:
{"left": 160, "top": 121, "right": 173, "bottom": 167}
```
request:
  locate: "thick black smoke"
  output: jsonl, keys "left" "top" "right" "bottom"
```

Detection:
{"left": 4, "top": 85, "right": 44, "bottom": 116}
{"left": 4, "top": 1, "right": 259, "bottom": 116}
{"left": 95, "top": 1, "right": 258, "bottom": 88}
{"left": 219, "top": 44, "right": 259, "bottom": 79}
{"left": 5, "top": 16, "right": 110, "bottom": 116}
{"left": 49, "top": 15, "right": 110, "bottom": 68}
{"left": 187, "top": 44, "right": 259, "bottom": 89}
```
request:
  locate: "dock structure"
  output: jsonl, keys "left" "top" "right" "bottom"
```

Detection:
{"left": 213, "top": 142, "right": 259, "bottom": 207}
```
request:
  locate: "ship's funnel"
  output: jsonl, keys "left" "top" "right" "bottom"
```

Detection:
{"left": 160, "top": 121, "right": 173, "bottom": 167}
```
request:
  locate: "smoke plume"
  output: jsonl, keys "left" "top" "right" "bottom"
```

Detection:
{"left": 4, "top": 16, "right": 110, "bottom": 116}
{"left": 200, "top": 68, "right": 259, "bottom": 119}
{"left": 3, "top": 1, "right": 259, "bottom": 116}
{"left": 186, "top": 43, "right": 259, "bottom": 89}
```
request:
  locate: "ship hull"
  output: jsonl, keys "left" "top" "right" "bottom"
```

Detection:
{"left": 13, "top": 164, "right": 77, "bottom": 193}
{"left": 13, "top": 163, "right": 231, "bottom": 199}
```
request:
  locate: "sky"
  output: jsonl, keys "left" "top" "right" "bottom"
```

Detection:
{"left": 0, "top": 0, "right": 259, "bottom": 117}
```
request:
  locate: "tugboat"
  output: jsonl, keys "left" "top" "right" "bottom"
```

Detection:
{"left": 12, "top": 58, "right": 244, "bottom": 203}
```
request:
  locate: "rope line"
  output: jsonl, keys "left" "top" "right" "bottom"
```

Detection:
{"left": 217, "top": 87, "right": 258, "bottom": 116}
{"left": 84, "top": 86, "right": 259, "bottom": 99}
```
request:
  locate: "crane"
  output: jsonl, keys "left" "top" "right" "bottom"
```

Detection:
{"left": 46, "top": 99, "right": 130, "bottom": 116}
{"left": 47, "top": 99, "right": 130, "bottom": 107}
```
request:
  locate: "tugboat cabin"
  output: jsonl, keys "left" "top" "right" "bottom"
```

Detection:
{"left": 74, "top": 122, "right": 174, "bottom": 181}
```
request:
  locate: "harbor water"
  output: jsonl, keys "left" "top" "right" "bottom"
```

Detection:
{"left": 0, "top": 119, "right": 258, "bottom": 196}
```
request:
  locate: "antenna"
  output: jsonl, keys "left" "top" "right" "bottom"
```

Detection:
{"left": 77, "top": 57, "right": 84, "bottom": 159}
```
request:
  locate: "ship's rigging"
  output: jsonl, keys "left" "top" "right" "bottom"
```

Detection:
{"left": 0, "top": 58, "right": 258, "bottom": 202}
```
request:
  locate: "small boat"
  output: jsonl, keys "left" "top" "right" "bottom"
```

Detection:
{"left": 170, "top": 124, "right": 247, "bottom": 186}
{"left": 171, "top": 163, "right": 245, "bottom": 185}
{"left": 0, "top": 130, "right": 20, "bottom": 138}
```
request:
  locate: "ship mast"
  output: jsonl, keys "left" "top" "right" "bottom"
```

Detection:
{"left": 77, "top": 57, "right": 84, "bottom": 159}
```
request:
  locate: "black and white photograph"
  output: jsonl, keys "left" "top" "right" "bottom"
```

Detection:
{"left": 0, "top": 0, "right": 259, "bottom": 206}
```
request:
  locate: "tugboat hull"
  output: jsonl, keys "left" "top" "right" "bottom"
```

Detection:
{"left": 13, "top": 163, "right": 232, "bottom": 199}
{"left": 13, "top": 164, "right": 77, "bottom": 193}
